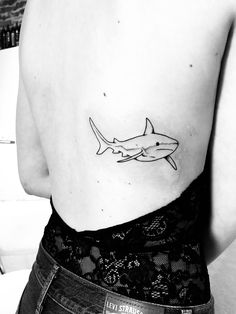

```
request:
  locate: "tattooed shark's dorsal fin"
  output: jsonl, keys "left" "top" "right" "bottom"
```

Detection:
{"left": 113, "top": 138, "right": 119, "bottom": 143}
{"left": 143, "top": 118, "right": 155, "bottom": 135}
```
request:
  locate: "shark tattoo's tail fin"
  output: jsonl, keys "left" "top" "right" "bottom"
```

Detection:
{"left": 89, "top": 118, "right": 111, "bottom": 155}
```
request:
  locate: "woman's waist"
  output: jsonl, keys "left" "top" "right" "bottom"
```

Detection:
{"left": 49, "top": 174, "right": 197, "bottom": 232}
{"left": 42, "top": 208, "right": 208, "bottom": 281}
{"left": 44, "top": 191, "right": 203, "bottom": 253}
{"left": 50, "top": 197, "right": 180, "bottom": 233}
{"left": 50, "top": 167, "right": 206, "bottom": 233}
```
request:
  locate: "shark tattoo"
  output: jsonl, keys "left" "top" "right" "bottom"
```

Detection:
{"left": 89, "top": 117, "right": 179, "bottom": 170}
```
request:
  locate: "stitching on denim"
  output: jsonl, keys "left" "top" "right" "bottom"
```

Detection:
{"left": 48, "top": 292, "right": 102, "bottom": 314}
{"left": 46, "top": 294, "right": 77, "bottom": 314}
{"left": 33, "top": 260, "right": 52, "bottom": 291}
{"left": 34, "top": 261, "right": 101, "bottom": 313}
{"left": 34, "top": 265, "right": 44, "bottom": 289}
{"left": 34, "top": 264, "right": 78, "bottom": 314}
{"left": 35, "top": 264, "right": 59, "bottom": 314}
{"left": 47, "top": 289, "right": 98, "bottom": 314}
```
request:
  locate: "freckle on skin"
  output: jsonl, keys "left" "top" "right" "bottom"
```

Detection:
{"left": 117, "top": 20, "right": 120, "bottom": 24}
{"left": 189, "top": 64, "right": 193, "bottom": 67}
{"left": 103, "top": 92, "right": 107, "bottom": 97}
{"left": 97, "top": 180, "right": 100, "bottom": 183}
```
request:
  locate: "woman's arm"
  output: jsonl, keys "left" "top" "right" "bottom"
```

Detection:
{"left": 205, "top": 19, "right": 236, "bottom": 264}
{"left": 16, "top": 71, "right": 51, "bottom": 199}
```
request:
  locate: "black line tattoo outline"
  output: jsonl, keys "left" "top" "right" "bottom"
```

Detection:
{"left": 89, "top": 117, "right": 179, "bottom": 170}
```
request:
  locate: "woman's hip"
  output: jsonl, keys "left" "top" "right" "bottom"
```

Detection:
{"left": 16, "top": 242, "right": 214, "bottom": 314}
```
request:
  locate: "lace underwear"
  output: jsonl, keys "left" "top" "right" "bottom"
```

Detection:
{"left": 42, "top": 171, "right": 211, "bottom": 306}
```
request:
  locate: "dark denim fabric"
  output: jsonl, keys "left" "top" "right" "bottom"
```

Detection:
{"left": 16, "top": 242, "right": 214, "bottom": 314}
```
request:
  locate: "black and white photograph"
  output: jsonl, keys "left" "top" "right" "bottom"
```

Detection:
{"left": 1, "top": 1, "right": 236, "bottom": 313}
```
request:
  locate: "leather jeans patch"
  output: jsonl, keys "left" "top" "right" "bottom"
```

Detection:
{"left": 103, "top": 293, "right": 165, "bottom": 314}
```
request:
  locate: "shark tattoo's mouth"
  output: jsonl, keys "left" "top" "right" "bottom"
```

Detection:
{"left": 155, "top": 148, "right": 173, "bottom": 151}
{"left": 89, "top": 117, "right": 179, "bottom": 170}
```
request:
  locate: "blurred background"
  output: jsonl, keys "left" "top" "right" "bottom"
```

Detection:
{"left": 0, "top": 1, "right": 236, "bottom": 313}
{"left": 0, "top": 0, "right": 26, "bottom": 50}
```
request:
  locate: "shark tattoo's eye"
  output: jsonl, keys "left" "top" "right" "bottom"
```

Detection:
{"left": 156, "top": 142, "right": 160, "bottom": 146}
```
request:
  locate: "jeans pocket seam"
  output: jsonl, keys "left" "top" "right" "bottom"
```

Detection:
{"left": 47, "top": 293, "right": 78, "bottom": 314}
{"left": 33, "top": 264, "right": 45, "bottom": 289}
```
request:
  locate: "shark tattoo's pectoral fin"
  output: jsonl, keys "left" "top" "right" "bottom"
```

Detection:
{"left": 165, "top": 155, "right": 177, "bottom": 170}
{"left": 117, "top": 149, "right": 145, "bottom": 163}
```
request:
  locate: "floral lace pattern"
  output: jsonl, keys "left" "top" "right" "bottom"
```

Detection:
{"left": 42, "top": 171, "right": 211, "bottom": 306}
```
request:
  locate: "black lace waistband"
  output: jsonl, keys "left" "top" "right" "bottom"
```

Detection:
{"left": 42, "top": 170, "right": 211, "bottom": 306}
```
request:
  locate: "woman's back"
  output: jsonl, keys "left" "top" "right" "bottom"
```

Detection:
{"left": 18, "top": 0, "right": 233, "bottom": 231}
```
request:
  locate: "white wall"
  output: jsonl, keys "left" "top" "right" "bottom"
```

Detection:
{"left": 0, "top": 47, "right": 236, "bottom": 313}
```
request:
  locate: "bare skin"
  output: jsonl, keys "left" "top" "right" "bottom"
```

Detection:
{"left": 17, "top": 0, "right": 236, "bottom": 264}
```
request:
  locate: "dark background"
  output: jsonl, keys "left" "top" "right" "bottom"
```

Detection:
{"left": 0, "top": 0, "right": 26, "bottom": 49}
{"left": 0, "top": 0, "right": 26, "bottom": 28}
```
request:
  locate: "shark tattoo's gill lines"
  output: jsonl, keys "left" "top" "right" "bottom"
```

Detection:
{"left": 89, "top": 117, "right": 179, "bottom": 170}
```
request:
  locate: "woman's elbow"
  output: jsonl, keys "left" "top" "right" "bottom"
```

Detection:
{"left": 19, "top": 172, "right": 51, "bottom": 199}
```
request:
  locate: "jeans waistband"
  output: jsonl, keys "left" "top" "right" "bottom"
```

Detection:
{"left": 35, "top": 241, "right": 214, "bottom": 314}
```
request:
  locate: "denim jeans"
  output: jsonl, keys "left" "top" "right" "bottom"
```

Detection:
{"left": 16, "top": 242, "right": 214, "bottom": 314}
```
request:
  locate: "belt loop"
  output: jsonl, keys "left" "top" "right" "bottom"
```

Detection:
{"left": 35, "top": 264, "right": 60, "bottom": 314}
